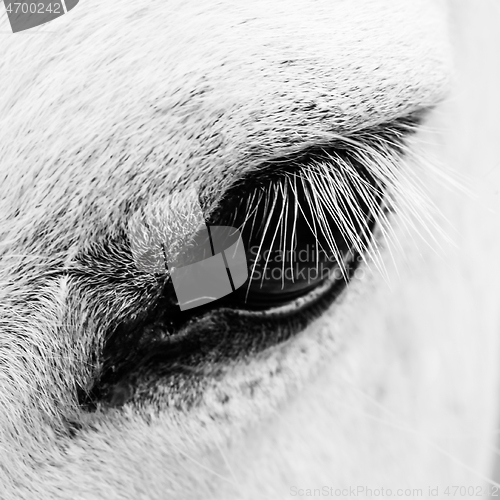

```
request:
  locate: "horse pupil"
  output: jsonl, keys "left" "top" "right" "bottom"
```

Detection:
{"left": 215, "top": 168, "right": 377, "bottom": 309}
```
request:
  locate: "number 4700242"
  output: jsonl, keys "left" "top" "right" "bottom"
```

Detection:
{"left": 3, "top": 0, "right": 78, "bottom": 33}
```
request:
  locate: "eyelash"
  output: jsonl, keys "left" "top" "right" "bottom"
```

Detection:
{"left": 208, "top": 113, "right": 426, "bottom": 308}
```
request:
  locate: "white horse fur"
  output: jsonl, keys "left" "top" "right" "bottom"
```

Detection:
{"left": 0, "top": 0, "right": 499, "bottom": 498}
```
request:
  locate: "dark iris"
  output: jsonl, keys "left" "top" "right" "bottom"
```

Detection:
{"left": 207, "top": 155, "right": 381, "bottom": 310}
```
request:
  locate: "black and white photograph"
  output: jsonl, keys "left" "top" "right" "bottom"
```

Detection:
{"left": 1, "top": 0, "right": 499, "bottom": 498}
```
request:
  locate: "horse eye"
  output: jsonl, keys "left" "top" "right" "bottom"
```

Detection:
{"left": 83, "top": 119, "right": 416, "bottom": 408}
